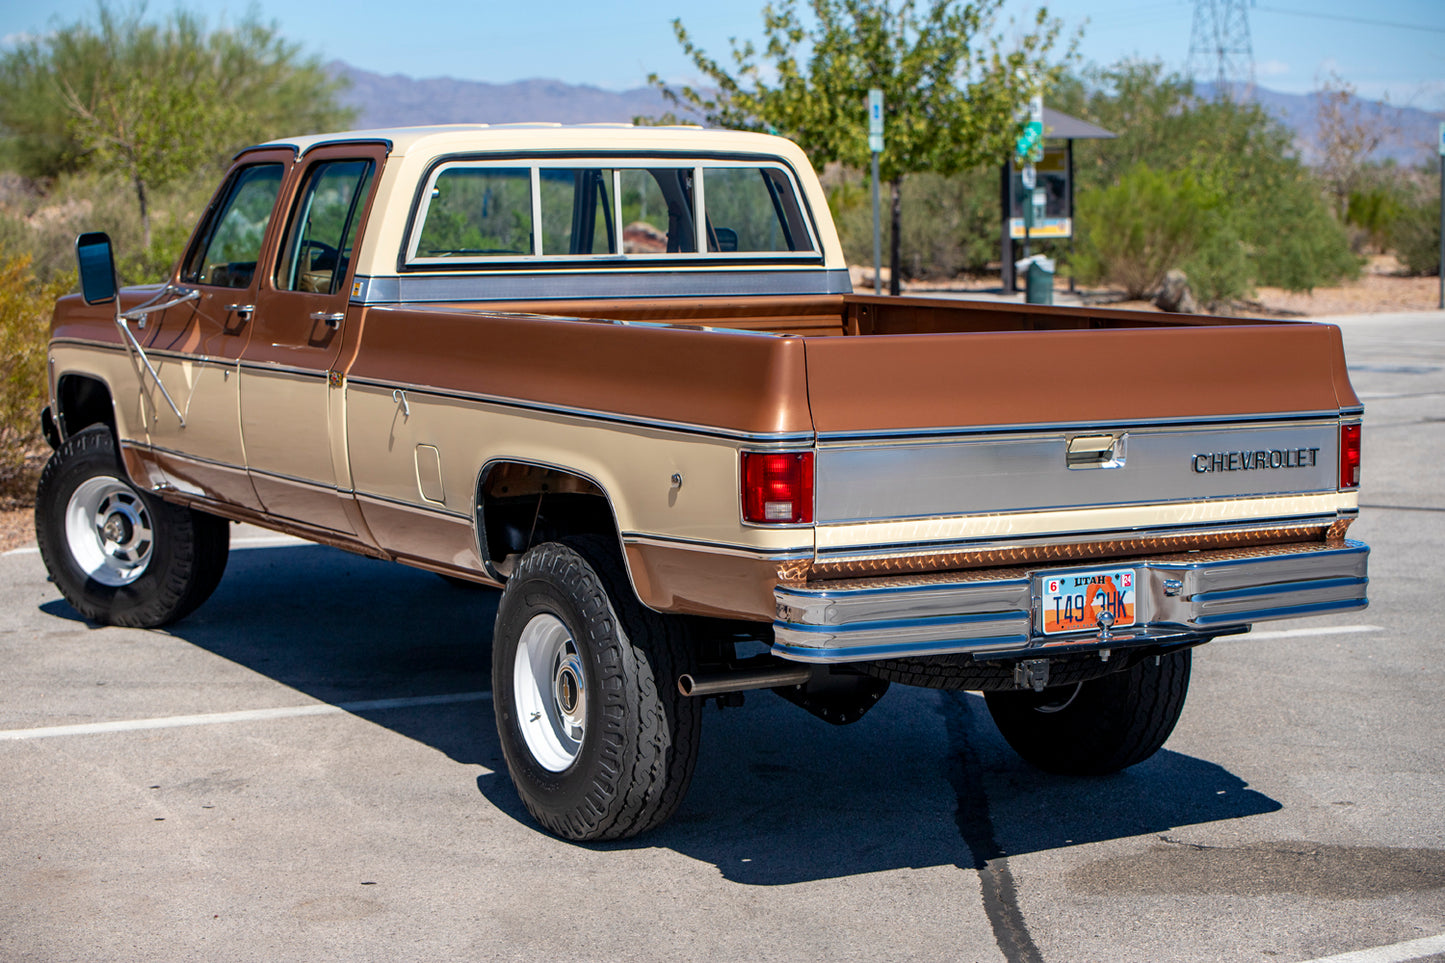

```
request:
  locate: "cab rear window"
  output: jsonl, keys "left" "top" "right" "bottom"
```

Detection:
{"left": 406, "top": 159, "right": 817, "bottom": 266}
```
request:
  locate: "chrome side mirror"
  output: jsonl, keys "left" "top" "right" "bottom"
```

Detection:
{"left": 76, "top": 232, "right": 118, "bottom": 305}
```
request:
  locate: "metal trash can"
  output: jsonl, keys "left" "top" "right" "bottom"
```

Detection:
{"left": 1015, "top": 255, "right": 1055, "bottom": 305}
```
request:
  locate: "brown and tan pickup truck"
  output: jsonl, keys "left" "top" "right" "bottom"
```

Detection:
{"left": 37, "top": 124, "right": 1368, "bottom": 841}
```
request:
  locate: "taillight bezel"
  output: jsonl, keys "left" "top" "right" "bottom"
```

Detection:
{"left": 740, "top": 450, "right": 815, "bottom": 526}
{"left": 1339, "top": 422, "right": 1361, "bottom": 490}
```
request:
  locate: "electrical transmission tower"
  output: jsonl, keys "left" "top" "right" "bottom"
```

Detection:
{"left": 1187, "top": 0, "right": 1255, "bottom": 97}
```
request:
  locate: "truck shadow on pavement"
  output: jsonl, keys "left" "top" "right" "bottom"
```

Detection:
{"left": 42, "top": 542, "right": 1282, "bottom": 886}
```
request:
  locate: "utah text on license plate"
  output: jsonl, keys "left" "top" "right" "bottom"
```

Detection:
{"left": 1040, "top": 567, "right": 1136, "bottom": 634}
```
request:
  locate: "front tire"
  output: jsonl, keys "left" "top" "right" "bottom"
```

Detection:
{"left": 492, "top": 536, "right": 701, "bottom": 841}
{"left": 984, "top": 650, "right": 1191, "bottom": 776}
{"left": 35, "top": 426, "right": 229, "bottom": 627}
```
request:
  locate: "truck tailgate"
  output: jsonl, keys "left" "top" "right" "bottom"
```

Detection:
{"left": 800, "top": 321, "right": 1360, "bottom": 572}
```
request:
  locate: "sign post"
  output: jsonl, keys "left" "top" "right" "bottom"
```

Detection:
{"left": 1015, "top": 92, "right": 1044, "bottom": 268}
{"left": 869, "top": 89, "right": 884, "bottom": 296}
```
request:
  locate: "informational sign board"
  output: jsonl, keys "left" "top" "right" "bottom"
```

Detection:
{"left": 868, "top": 89, "right": 884, "bottom": 154}
{"left": 1438, "top": 121, "right": 1444, "bottom": 156}
{"left": 1016, "top": 93, "right": 1044, "bottom": 162}
{"left": 1009, "top": 146, "right": 1071, "bottom": 239}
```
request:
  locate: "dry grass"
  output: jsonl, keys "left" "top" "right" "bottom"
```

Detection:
{"left": 0, "top": 507, "right": 33, "bottom": 553}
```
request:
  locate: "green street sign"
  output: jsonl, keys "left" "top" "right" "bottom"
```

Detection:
{"left": 1015, "top": 120, "right": 1043, "bottom": 161}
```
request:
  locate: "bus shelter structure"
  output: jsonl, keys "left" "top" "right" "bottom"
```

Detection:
{"left": 1000, "top": 108, "right": 1115, "bottom": 293}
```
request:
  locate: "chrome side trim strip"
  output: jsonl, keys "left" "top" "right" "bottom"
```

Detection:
{"left": 53, "top": 339, "right": 815, "bottom": 443}
{"left": 621, "top": 532, "right": 812, "bottom": 561}
{"left": 814, "top": 410, "right": 1349, "bottom": 442}
{"left": 353, "top": 489, "right": 472, "bottom": 521}
{"left": 345, "top": 378, "right": 817, "bottom": 444}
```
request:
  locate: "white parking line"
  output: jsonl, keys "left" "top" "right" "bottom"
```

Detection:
{"left": 0, "top": 691, "right": 491, "bottom": 742}
{"left": 3, "top": 533, "right": 306, "bottom": 557}
{"left": 1297, "top": 932, "right": 1445, "bottom": 963}
{"left": 1241, "top": 624, "right": 1384, "bottom": 641}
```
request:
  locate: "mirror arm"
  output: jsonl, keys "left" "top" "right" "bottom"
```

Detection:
{"left": 120, "top": 285, "right": 199, "bottom": 323}
{"left": 112, "top": 300, "right": 186, "bottom": 429}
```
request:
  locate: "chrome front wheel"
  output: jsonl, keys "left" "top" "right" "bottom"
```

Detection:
{"left": 35, "top": 426, "right": 229, "bottom": 627}
{"left": 64, "top": 476, "right": 155, "bottom": 586}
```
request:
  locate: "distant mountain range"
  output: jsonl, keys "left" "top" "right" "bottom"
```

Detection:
{"left": 332, "top": 62, "right": 670, "bottom": 128}
{"left": 331, "top": 62, "right": 1443, "bottom": 166}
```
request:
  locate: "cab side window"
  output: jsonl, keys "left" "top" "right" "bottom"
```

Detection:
{"left": 275, "top": 160, "right": 375, "bottom": 294}
{"left": 181, "top": 164, "right": 285, "bottom": 288}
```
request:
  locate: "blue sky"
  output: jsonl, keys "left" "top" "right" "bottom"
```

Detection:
{"left": 3, "top": 0, "right": 1441, "bottom": 109}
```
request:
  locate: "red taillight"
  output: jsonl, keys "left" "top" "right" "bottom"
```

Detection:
{"left": 741, "top": 451, "right": 814, "bottom": 524}
{"left": 1340, "top": 423, "right": 1361, "bottom": 489}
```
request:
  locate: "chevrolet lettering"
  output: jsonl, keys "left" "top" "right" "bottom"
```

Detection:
{"left": 1192, "top": 448, "right": 1321, "bottom": 472}
{"left": 36, "top": 124, "right": 1369, "bottom": 843}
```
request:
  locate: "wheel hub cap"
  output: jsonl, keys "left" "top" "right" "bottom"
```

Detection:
{"left": 513, "top": 614, "right": 587, "bottom": 772}
{"left": 64, "top": 476, "right": 154, "bottom": 587}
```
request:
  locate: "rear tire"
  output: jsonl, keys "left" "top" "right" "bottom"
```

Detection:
{"left": 491, "top": 535, "right": 700, "bottom": 841}
{"left": 984, "top": 650, "right": 1191, "bottom": 775}
{"left": 35, "top": 426, "right": 229, "bottom": 627}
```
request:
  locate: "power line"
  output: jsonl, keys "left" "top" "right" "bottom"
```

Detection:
{"left": 1254, "top": 5, "right": 1445, "bottom": 35}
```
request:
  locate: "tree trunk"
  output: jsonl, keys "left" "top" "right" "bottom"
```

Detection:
{"left": 889, "top": 174, "right": 903, "bottom": 296}
{"left": 132, "top": 171, "right": 151, "bottom": 251}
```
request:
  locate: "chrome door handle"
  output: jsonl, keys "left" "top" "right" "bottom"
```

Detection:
{"left": 311, "top": 311, "right": 345, "bottom": 329}
{"left": 226, "top": 303, "right": 254, "bottom": 315}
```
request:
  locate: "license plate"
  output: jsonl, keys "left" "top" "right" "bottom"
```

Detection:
{"left": 1040, "top": 567, "right": 1136, "bottom": 635}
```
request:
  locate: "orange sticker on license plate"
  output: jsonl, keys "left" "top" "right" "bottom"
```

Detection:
{"left": 1040, "top": 568, "right": 1136, "bottom": 634}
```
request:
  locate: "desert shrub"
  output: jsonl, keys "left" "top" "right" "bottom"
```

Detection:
{"left": 1391, "top": 196, "right": 1441, "bottom": 277}
{"left": 0, "top": 250, "right": 72, "bottom": 506}
{"left": 0, "top": 169, "right": 210, "bottom": 285}
{"left": 1250, "top": 184, "right": 1361, "bottom": 291}
{"left": 831, "top": 166, "right": 998, "bottom": 280}
{"left": 1346, "top": 185, "right": 1404, "bottom": 253}
{"left": 1074, "top": 164, "right": 1238, "bottom": 300}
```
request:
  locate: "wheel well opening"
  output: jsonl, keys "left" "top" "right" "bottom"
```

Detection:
{"left": 56, "top": 375, "right": 115, "bottom": 440}
{"left": 478, "top": 463, "right": 616, "bottom": 576}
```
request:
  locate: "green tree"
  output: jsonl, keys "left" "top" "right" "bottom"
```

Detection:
{"left": 0, "top": 4, "right": 353, "bottom": 248}
{"left": 651, "top": 0, "right": 1070, "bottom": 293}
{"left": 1054, "top": 60, "right": 1358, "bottom": 295}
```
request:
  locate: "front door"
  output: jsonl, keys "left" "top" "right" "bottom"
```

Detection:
{"left": 239, "top": 144, "right": 385, "bottom": 533}
{"left": 140, "top": 150, "right": 293, "bottom": 509}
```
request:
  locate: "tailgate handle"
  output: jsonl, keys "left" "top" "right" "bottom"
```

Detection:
{"left": 1067, "top": 433, "right": 1126, "bottom": 469}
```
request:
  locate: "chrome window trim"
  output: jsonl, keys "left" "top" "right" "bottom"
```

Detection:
{"left": 403, "top": 156, "right": 820, "bottom": 268}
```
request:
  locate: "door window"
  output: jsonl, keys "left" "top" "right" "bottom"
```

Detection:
{"left": 275, "top": 160, "right": 376, "bottom": 294}
{"left": 181, "top": 164, "right": 285, "bottom": 288}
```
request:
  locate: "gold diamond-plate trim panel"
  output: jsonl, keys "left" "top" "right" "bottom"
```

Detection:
{"left": 806, "top": 525, "right": 1334, "bottom": 581}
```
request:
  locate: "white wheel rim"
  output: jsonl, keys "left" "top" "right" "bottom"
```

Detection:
{"left": 64, "top": 476, "right": 154, "bottom": 587}
{"left": 513, "top": 613, "right": 587, "bottom": 772}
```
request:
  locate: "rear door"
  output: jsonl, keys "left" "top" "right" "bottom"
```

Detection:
{"left": 238, "top": 143, "right": 385, "bottom": 532}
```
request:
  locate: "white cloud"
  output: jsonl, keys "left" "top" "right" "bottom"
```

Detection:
{"left": 1256, "top": 60, "right": 1290, "bottom": 78}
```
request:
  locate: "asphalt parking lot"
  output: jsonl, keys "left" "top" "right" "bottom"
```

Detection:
{"left": 2, "top": 310, "right": 1443, "bottom": 963}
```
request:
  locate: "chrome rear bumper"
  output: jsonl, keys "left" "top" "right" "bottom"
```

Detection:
{"left": 772, "top": 539, "right": 1369, "bottom": 664}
